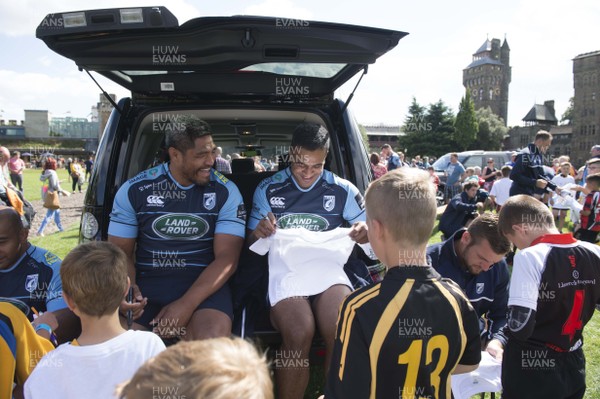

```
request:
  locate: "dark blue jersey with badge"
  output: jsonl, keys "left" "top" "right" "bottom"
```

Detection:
{"left": 0, "top": 244, "right": 65, "bottom": 320}
{"left": 248, "top": 168, "right": 365, "bottom": 231}
{"left": 427, "top": 229, "right": 509, "bottom": 338}
{"left": 108, "top": 163, "right": 245, "bottom": 272}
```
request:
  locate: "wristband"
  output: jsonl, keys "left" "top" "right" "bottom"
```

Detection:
{"left": 34, "top": 323, "right": 59, "bottom": 346}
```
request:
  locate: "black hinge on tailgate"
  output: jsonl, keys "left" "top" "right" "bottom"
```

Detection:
{"left": 83, "top": 69, "right": 123, "bottom": 114}
{"left": 340, "top": 65, "right": 368, "bottom": 114}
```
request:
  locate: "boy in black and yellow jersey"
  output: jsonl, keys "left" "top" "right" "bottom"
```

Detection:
{"left": 324, "top": 168, "right": 481, "bottom": 399}
{"left": 0, "top": 301, "right": 54, "bottom": 399}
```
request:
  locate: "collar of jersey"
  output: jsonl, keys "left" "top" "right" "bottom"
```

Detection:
{"left": 0, "top": 251, "right": 28, "bottom": 273}
{"left": 164, "top": 162, "right": 211, "bottom": 190}
{"left": 531, "top": 233, "right": 577, "bottom": 246}
{"left": 447, "top": 229, "right": 472, "bottom": 275}
{"left": 287, "top": 167, "right": 324, "bottom": 192}
{"left": 385, "top": 265, "right": 440, "bottom": 280}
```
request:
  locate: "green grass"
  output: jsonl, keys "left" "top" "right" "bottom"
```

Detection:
{"left": 19, "top": 167, "right": 80, "bottom": 258}
{"left": 28, "top": 225, "right": 80, "bottom": 259}
{"left": 21, "top": 167, "right": 71, "bottom": 201}
{"left": 1, "top": 138, "right": 87, "bottom": 148}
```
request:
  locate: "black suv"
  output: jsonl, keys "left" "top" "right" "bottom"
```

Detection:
{"left": 36, "top": 7, "right": 405, "bottom": 338}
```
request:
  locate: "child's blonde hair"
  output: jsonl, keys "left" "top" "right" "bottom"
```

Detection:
{"left": 60, "top": 241, "right": 128, "bottom": 317}
{"left": 118, "top": 337, "right": 273, "bottom": 399}
{"left": 365, "top": 168, "right": 436, "bottom": 246}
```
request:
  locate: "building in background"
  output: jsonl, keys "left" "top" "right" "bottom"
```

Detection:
{"left": 522, "top": 100, "right": 559, "bottom": 127}
{"left": 23, "top": 110, "right": 49, "bottom": 138}
{"left": 463, "top": 38, "right": 511, "bottom": 125}
{"left": 571, "top": 50, "right": 600, "bottom": 166}
{"left": 49, "top": 116, "right": 98, "bottom": 138}
{"left": 364, "top": 124, "right": 402, "bottom": 152}
{"left": 1, "top": 93, "right": 116, "bottom": 144}
{"left": 0, "top": 119, "right": 25, "bottom": 137}
{"left": 504, "top": 100, "right": 572, "bottom": 160}
{"left": 97, "top": 93, "right": 115, "bottom": 139}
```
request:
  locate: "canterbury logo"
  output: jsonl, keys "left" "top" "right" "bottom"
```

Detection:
{"left": 270, "top": 197, "right": 285, "bottom": 207}
{"left": 147, "top": 195, "right": 165, "bottom": 206}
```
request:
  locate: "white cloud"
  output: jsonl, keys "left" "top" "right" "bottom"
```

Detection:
{"left": 243, "top": 0, "right": 313, "bottom": 19}
{"left": 0, "top": 70, "right": 128, "bottom": 120}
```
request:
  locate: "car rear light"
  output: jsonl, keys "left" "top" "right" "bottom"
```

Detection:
{"left": 81, "top": 212, "right": 99, "bottom": 240}
{"left": 63, "top": 12, "right": 87, "bottom": 28}
{"left": 37, "top": 7, "right": 178, "bottom": 38}
{"left": 120, "top": 8, "right": 144, "bottom": 24}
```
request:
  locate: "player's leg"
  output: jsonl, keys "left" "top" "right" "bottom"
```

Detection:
{"left": 312, "top": 284, "right": 351, "bottom": 375}
{"left": 271, "top": 297, "right": 315, "bottom": 399}
{"left": 552, "top": 208, "right": 560, "bottom": 230}
{"left": 558, "top": 209, "right": 567, "bottom": 232}
{"left": 186, "top": 308, "right": 232, "bottom": 340}
{"left": 185, "top": 283, "right": 233, "bottom": 340}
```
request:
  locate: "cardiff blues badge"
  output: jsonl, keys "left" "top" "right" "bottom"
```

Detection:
{"left": 204, "top": 193, "right": 216, "bottom": 210}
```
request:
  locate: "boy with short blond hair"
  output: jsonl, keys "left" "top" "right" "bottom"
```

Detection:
{"left": 118, "top": 337, "right": 273, "bottom": 399}
{"left": 24, "top": 241, "right": 165, "bottom": 399}
{"left": 325, "top": 168, "right": 481, "bottom": 399}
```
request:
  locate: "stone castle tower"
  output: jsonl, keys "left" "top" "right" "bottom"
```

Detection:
{"left": 463, "top": 38, "right": 511, "bottom": 125}
{"left": 571, "top": 50, "right": 600, "bottom": 166}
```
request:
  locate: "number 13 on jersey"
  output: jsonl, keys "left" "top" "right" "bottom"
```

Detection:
{"left": 398, "top": 335, "right": 449, "bottom": 399}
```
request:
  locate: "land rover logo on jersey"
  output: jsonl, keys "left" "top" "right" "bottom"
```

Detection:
{"left": 204, "top": 193, "right": 216, "bottom": 210}
{"left": 323, "top": 195, "right": 335, "bottom": 212}
{"left": 25, "top": 274, "right": 39, "bottom": 293}
{"left": 476, "top": 283, "right": 484, "bottom": 294}
{"left": 152, "top": 214, "right": 209, "bottom": 240}
{"left": 277, "top": 213, "right": 329, "bottom": 231}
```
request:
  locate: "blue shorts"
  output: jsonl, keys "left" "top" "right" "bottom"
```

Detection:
{"left": 135, "top": 267, "right": 233, "bottom": 330}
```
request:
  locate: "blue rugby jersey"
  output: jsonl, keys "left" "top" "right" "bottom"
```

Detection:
{"left": 0, "top": 244, "right": 65, "bottom": 319}
{"left": 248, "top": 167, "right": 365, "bottom": 232}
{"left": 109, "top": 163, "right": 246, "bottom": 271}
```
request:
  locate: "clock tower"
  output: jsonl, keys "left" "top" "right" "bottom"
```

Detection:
{"left": 463, "top": 37, "right": 511, "bottom": 125}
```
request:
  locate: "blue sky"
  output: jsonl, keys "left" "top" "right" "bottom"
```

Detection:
{"left": 0, "top": 0, "right": 598, "bottom": 127}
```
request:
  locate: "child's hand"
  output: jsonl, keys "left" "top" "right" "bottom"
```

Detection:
{"left": 349, "top": 221, "right": 368, "bottom": 244}
{"left": 486, "top": 339, "right": 504, "bottom": 362}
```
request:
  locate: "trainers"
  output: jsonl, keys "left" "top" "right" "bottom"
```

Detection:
{"left": 36, "top": 232, "right": 44, "bottom": 237}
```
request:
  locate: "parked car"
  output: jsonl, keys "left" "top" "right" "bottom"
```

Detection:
{"left": 36, "top": 7, "right": 407, "bottom": 340}
{"left": 432, "top": 150, "right": 513, "bottom": 190}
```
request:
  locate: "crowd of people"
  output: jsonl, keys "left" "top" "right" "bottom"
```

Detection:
{"left": 1, "top": 125, "right": 600, "bottom": 399}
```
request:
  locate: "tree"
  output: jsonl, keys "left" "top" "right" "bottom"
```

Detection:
{"left": 561, "top": 97, "right": 574, "bottom": 125}
{"left": 398, "top": 99, "right": 457, "bottom": 157}
{"left": 454, "top": 91, "right": 478, "bottom": 151}
{"left": 358, "top": 123, "right": 370, "bottom": 153}
{"left": 402, "top": 97, "right": 427, "bottom": 134}
{"left": 472, "top": 107, "right": 508, "bottom": 150}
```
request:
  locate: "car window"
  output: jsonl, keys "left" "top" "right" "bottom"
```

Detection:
{"left": 463, "top": 155, "right": 484, "bottom": 169}
{"left": 125, "top": 110, "right": 334, "bottom": 181}
{"left": 432, "top": 154, "right": 451, "bottom": 171}
{"left": 492, "top": 156, "right": 505, "bottom": 168}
